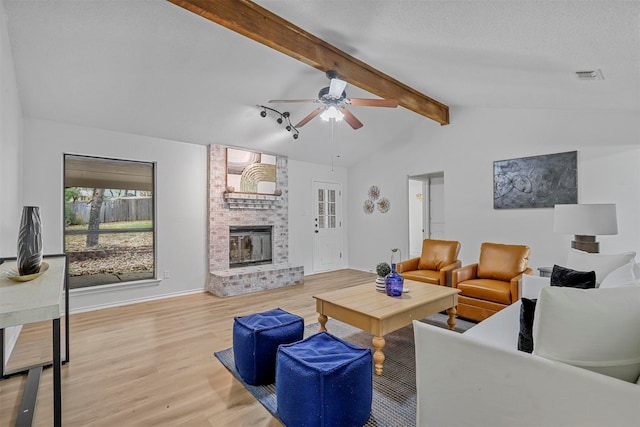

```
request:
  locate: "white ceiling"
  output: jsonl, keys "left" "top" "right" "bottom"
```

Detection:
{"left": 4, "top": 0, "right": 639, "bottom": 167}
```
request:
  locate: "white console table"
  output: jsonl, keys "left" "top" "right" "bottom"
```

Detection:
{"left": 0, "top": 254, "right": 68, "bottom": 427}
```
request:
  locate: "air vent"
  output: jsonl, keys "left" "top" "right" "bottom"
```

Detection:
{"left": 575, "top": 69, "right": 604, "bottom": 81}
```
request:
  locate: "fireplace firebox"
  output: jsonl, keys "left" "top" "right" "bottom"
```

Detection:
{"left": 229, "top": 225, "right": 273, "bottom": 268}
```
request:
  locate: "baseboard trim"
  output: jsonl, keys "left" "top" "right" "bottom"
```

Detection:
{"left": 70, "top": 288, "right": 206, "bottom": 314}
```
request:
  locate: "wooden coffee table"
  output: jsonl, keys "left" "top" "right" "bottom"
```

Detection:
{"left": 313, "top": 280, "right": 460, "bottom": 375}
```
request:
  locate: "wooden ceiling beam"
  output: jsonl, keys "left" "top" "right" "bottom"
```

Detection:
{"left": 167, "top": 0, "right": 449, "bottom": 125}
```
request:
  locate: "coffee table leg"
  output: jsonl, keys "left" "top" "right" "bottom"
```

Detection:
{"left": 318, "top": 314, "right": 328, "bottom": 332}
{"left": 372, "top": 336, "right": 385, "bottom": 376}
{"left": 446, "top": 306, "right": 457, "bottom": 331}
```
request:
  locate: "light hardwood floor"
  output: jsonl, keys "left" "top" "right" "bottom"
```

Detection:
{"left": 0, "top": 269, "right": 375, "bottom": 427}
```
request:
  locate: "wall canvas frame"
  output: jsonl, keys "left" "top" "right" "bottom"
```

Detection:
{"left": 226, "top": 148, "right": 277, "bottom": 195}
{"left": 493, "top": 151, "right": 577, "bottom": 209}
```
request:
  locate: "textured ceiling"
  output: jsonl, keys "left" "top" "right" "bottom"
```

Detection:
{"left": 4, "top": 0, "right": 639, "bottom": 167}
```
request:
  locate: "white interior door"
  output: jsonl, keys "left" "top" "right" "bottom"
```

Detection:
{"left": 312, "top": 181, "right": 343, "bottom": 273}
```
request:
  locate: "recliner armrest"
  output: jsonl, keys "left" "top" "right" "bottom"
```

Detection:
{"left": 440, "top": 260, "right": 462, "bottom": 273}
{"left": 509, "top": 268, "right": 533, "bottom": 303}
{"left": 439, "top": 260, "right": 462, "bottom": 287}
{"left": 452, "top": 263, "right": 478, "bottom": 287}
{"left": 397, "top": 257, "right": 419, "bottom": 273}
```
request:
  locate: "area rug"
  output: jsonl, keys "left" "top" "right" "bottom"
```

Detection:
{"left": 214, "top": 313, "right": 475, "bottom": 426}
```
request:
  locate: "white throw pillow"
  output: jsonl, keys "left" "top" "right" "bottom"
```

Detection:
{"left": 533, "top": 286, "right": 640, "bottom": 383}
{"left": 599, "top": 261, "right": 639, "bottom": 289}
{"left": 565, "top": 249, "right": 636, "bottom": 285}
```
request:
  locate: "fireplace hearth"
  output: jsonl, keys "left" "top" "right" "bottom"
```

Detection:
{"left": 229, "top": 225, "right": 273, "bottom": 268}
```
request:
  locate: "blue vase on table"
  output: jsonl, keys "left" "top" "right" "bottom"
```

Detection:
{"left": 385, "top": 248, "right": 404, "bottom": 297}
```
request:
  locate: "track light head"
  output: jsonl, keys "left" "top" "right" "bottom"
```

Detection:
{"left": 257, "top": 105, "right": 300, "bottom": 140}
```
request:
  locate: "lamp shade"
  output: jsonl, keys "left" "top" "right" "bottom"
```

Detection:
{"left": 553, "top": 204, "right": 618, "bottom": 235}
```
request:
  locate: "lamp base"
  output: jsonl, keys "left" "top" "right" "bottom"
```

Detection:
{"left": 572, "top": 235, "right": 599, "bottom": 253}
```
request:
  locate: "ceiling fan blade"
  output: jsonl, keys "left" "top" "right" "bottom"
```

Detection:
{"left": 340, "top": 107, "right": 364, "bottom": 130}
{"left": 295, "top": 107, "right": 323, "bottom": 127}
{"left": 348, "top": 98, "right": 398, "bottom": 108}
{"left": 328, "top": 78, "right": 348, "bottom": 98}
{"left": 269, "top": 99, "right": 317, "bottom": 104}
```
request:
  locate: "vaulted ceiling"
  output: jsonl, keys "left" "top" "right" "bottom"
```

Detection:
{"left": 4, "top": 1, "right": 639, "bottom": 167}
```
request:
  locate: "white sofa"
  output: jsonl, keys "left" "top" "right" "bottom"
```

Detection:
{"left": 413, "top": 256, "right": 640, "bottom": 427}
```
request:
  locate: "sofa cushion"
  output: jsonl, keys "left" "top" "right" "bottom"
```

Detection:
{"left": 565, "top": 249, "right": 636, "bottom": 285}
{"left": 418, "top": 239, "right": 460, "bottom": 271}
{"left": 599, "top": 260, "right": 639, "bottom": 289}
{"left": 550, "top": 265, "right": 596, "bottom": 289}
{"left": 533, "top": 286, "right": 640, "bottom": 383}
{"left": 477, "top": 242, "right": 529, "bottom": 282}
{"left": 517, "top": 298, "right": 537, "bottom": 353}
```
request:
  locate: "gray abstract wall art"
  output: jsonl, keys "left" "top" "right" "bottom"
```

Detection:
{"left": 493, "top": 151, "right": 577, "bottom": 209}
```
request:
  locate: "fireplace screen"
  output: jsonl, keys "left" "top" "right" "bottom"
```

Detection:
{"left": 229, "top": 226, "right": 273, "bottom": 268}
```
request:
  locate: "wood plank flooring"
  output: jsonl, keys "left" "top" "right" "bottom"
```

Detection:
{"left": 0, "top": 269, "right": 375, "bottom": 427}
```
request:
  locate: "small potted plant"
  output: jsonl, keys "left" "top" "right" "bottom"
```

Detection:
{"left": 376, "top": 262, "right": 391, "bottom": 289}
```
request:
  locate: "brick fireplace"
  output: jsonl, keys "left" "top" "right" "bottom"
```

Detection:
{"left": 206, "top": 144, "right": 304, "bottom": 297}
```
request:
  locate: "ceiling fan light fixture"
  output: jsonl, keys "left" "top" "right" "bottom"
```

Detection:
{"left": 320, "top": 106, "right": 344, "bottom": 122}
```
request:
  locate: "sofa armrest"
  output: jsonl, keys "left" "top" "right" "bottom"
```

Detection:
{"left": 438, "top": 260, "right": 462, "bottom": 286}
{"left": 396, "top": 257, "right": 419, "bottom": 274}
{"left": 520, "top": 274, "right": 551, "bottom": 299}
{"left": 413, "top": 320, "right": 640, "bottom": 427}
{"left": 452, "top": 263, "right": 477, "bottom": 287}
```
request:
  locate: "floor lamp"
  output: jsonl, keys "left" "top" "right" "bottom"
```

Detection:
{"left": 553, "top": 204, "right": 618, "bottom": 253}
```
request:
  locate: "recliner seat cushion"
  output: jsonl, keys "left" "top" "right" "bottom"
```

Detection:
{"left": 456, "top": 279, "right": 512, "bottom": 304}
{"left": 401, "top": 269, "right": 440, "bottom": 284}
{"left": 477, "top": 243, "right": 529, "bottom": 282}
{"left": 418, "top": 239, "right": 460, "bottom": 271}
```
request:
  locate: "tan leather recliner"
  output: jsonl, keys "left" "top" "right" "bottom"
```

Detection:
{"left": 452, "top": 242, "right": 532, "bottom": 322}
{"left": 396, "top": 239, "right": 461, "bottom": 286}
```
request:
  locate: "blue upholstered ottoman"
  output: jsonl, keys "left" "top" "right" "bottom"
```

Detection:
{"left": 276, "top": 331, "right": 372, "bottom": 427}
{"left": 233, "top": 308, "right": 304, "bottom": 386}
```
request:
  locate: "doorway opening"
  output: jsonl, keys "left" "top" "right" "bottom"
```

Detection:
{"left": 408, "top": 173, "right": 445, "bottom": 258}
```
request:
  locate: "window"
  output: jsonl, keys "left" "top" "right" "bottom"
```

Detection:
{"left": 317, "top": 188, "right": 337, "bottom": 229}
{"left": 64, "top": 155, "right": 155, "bottom": 289}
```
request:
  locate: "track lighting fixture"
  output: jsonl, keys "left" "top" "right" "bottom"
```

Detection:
{"left": 257, "top": 105, "right": 300, "bottom": 140}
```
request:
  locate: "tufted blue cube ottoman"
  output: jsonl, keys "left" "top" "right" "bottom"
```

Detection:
{"left": 276, "top": 331, "right": 372, "bottom": 427}
{"left": 233, "top": 308, "right": 304, "bottom": 386}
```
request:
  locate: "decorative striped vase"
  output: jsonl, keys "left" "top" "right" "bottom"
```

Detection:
{"left": 17, "top": 206, "right": 43, "bottom": 276}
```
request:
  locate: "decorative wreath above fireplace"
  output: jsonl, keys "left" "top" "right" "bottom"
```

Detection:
{"left": 226, "top": 148, "right": 277, "bottom": 195}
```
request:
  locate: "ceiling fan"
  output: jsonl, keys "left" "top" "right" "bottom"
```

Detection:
{"left": 269, "top": 70, "right": 398, "bottom": 130}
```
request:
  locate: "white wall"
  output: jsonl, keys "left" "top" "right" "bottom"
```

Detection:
{"left": 0, "top": 0, "right": 24, "bottom": 364}
{"left": 288, "top": 160, "right": 348, "bottom": 274}
{"left": 22, "top": 118, "right": 208, "bottom": 312}
{"left": 0, "top": 0, "right": 22, "bottom": 256}
{"left": 348, "top": 107, "right": 640, "bottom": 273}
